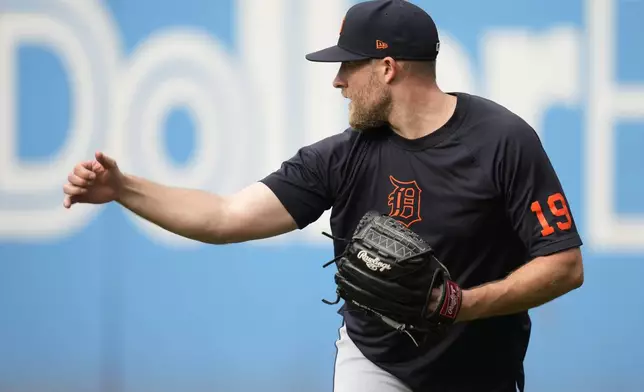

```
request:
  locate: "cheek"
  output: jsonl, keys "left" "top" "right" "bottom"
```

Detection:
{"left": 352, "top": 83, "right": 371, "bottom": 102}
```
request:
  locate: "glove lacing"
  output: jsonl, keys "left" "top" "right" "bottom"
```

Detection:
{"left": 320, "top": 231, "right": 348, "bottom": 305}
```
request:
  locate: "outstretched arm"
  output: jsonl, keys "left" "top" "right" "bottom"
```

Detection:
{"left": 65, "top": 133, "right": 347, "bottom": 245}
{"left": 118, "top": 175, "right": 298, "bottom": 244}
{"left": 115, "top": 132, "right": 353, "bottom": 243}
{"left": 63, "top": 152, "right": 298, "bottom": 245}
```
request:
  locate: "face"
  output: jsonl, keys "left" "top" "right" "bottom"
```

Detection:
{"left": 334, "top": 60, "right": 392, "bottom": 131}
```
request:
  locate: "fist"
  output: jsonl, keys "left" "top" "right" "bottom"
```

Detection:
{"left": 62, "top": 151, "right": 123, "bottom": 208}
{"left": 427, "top": 286, "right": 443, "bottom": 312}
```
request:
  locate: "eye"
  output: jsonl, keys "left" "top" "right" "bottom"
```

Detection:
{"left": 344, "top": 60, "right": 367, "bottom": 71}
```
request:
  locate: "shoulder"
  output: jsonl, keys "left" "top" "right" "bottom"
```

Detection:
{"left": 305, "top": 127, "right": 362, "bottom": 155}
{"left": 453, "top": 93, "right": 552, "bottom": 191}
{"left": 299, "top": 126, "right": 381, "bottom": 165}
{"left": 456, "top": 93, "right": 543, "bottom": 154}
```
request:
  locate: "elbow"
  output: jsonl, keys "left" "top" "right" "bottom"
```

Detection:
{"left": 569, "top": 265, "right": 584, "bottom": 291}
{"left": 196, "top": 218, "right": 232, "bottom": 245}
{"left": 201, "top": 235, "right": 230, "bottom": 245}
{"left": 207, "top": 231, "right": 240, "bottom": 245}
{"left": 571, "top": 262, "right": 584, "bottom": 290}
{"left": 201, "top": 199, "right": 244, "bottom": 245}
{"left": 201, "top": 223, "right": 237, "bottom": 245}
{"left": 565, "top": 248, "right": 584, "bottom": 290}
{"left": 189, "top": 231, "right": 230, "bottom": 245}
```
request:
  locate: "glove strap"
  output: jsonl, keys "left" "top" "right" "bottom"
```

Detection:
{"left": 437, "top": 279, "right": 462, "bottom": 322}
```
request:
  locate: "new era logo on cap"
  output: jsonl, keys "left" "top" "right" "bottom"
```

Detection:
{"left": 305, "top": 0, "right": 440, "bottom": 63}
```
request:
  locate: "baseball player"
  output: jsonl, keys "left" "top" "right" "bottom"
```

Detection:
{"left": 62, "top": 0, "right": 584, "bottom": 391}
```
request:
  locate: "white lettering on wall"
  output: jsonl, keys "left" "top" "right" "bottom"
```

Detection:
{"left": 112, "top": 30, "right": 252, "bottom": 247}
{"left": 0, "top": 0, "right": 119, "bottom": 239}
{"left": 586, "top": 0, "right": 644, "bottom": 252}
{"left": 480, "top": 26, "right": 581, "bottom": 139}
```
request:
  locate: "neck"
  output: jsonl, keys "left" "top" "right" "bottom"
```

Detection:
{"left": 388, "top": 85, "right": 458, "bottom": 140}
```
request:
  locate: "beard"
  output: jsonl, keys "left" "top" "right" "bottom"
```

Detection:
{"left": 348, "top": 73, "right": 392, "bottom": 131}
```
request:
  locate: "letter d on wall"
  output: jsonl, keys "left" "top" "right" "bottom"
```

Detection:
{"left": 0, "top": 0, "right": 120, "bottom": 240}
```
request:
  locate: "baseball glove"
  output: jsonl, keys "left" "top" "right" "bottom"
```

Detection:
{"left": 321, "top": 211, "right": 462, "bottom": 346}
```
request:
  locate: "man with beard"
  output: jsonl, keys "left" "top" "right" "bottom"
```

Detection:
{"left": 62, "top": 0, "right": 584, "bottom": 391}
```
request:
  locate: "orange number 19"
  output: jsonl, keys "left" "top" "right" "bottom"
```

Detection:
{"left": 530, "top": 192, "right": 572, "bottom": 237}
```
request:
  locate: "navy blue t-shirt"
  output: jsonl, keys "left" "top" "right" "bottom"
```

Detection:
{"left": 260, "top": 92, "right": 583, "bottom": 392}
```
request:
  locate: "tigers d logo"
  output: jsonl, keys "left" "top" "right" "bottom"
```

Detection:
{"left": 387, "top": 175, "right": 422, "bottom": 227}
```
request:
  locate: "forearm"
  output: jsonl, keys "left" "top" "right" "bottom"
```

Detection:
{"left": 117, "top": 174, "right": 229, "bottom": 244}
{"left": 457, "top": 248, "right": 584, "bottom": 322}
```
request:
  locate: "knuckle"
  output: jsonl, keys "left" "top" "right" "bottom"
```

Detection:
{"left": 69, "top": 175, "right": 83, "bottom": 186}
{"left": 75, "top": 169, "right": 89, "bottom": 180}
{"left": 63, "top": 184, "right": 84, "bottom": 195}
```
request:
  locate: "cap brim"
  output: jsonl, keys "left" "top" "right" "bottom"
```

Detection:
{"left": 305, "top": 45, "right": 369, "bottom": 62}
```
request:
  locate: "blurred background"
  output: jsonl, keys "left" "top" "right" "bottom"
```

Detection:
{"left": 1, "top": 0, "right": 643, "bottom": 391}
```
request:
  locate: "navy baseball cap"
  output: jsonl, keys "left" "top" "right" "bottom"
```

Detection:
{"left": 305, "top": 0, "right": 440, "bottom": 63}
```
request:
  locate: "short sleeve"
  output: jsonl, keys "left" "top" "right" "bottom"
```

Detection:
{"left": 494, "top": 121, "right": 583, "bottom": 259}
{"left": 259, "top": 130, "right": 353, "bottom": 229}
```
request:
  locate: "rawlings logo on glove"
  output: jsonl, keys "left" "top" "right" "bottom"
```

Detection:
{"left": 357, "top": 250, "right": 391, "bottom": 272}
{"left": 321, "top": 211, "right": 462, "bottom": 346}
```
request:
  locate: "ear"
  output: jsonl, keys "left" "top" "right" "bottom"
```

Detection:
{"left": 381, "top": 57, "right": 398, "bottom": 84}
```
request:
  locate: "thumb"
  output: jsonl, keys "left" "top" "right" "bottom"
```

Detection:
{"left": 95, "top": 151, "right": 118, "bottom": 170}
{"left": 63, "top": 194, "right": 83, "bottom": 209}
{"left": 63, "top": 195, "right": 72, "bottom": 209}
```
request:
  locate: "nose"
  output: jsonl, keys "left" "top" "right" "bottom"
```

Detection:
{"left": 333, "top": 72, "right": 346, "bottom": 89}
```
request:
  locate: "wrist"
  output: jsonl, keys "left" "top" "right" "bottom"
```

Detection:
{"left": 115, "top": 173, "right": 133, "bottom": 204}
{"left": 456, "top": 289, "right": 479, "bottom": 322}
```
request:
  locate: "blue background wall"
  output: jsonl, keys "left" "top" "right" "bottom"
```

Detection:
{"left": 1, "top": 0, "right": 643, "bottom": 391}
